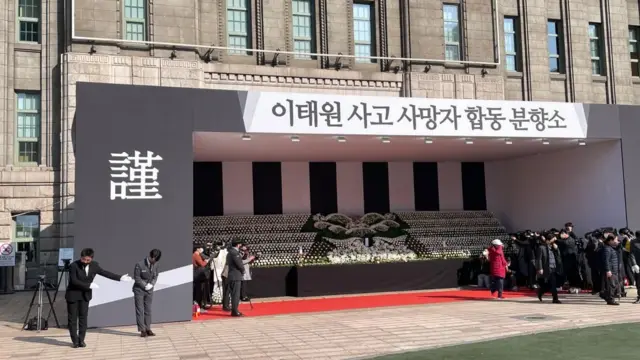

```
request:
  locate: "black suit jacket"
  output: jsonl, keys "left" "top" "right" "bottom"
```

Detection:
{"left": 226, "top": 248, "right": 245, "bottom": 281}
{"left": 535, "top": 244, "right": 563, "bottom": 279}
{"left": 65, "top": 260, "right": 122, "bottom": 302}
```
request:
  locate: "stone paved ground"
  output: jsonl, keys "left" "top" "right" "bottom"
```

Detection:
{"left": 1, "top": 291, "right": 640, "bottom": 360}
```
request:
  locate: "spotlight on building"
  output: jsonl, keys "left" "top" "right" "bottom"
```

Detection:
{"left": 424, "top": 137, "right": 433, "bottom": 144}
{"left": 381, "top": 137, "right": 391, "bottom": 144}
{"left": 542, "top": 138, "right": 550, "bottom": 145}
{"left": 290, "top": 135, "right": 300, "bottom": 142}
{"left": 578, "top": 139, "right": 586, "bottom": 146}
{"left": 241, "top": 134, "right": 251, "bottom": 141}
{"left": 336, "top": 136, "right": 347, "bottom": 143}
{"left": 504, "top": 138, "right": 513, "bottom": 145}
{"left": 464, "top": 138, "right": 473, "bottom": 145}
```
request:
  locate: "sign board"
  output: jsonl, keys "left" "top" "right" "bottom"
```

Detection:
{"left": 58, "top": 248, "right": 74, "bottom": 267}
{"left": 243, "top": 92, "right": 588, "bottom": 138}
{"left": 0, "top": 242, "right": 16, "bottom": 267}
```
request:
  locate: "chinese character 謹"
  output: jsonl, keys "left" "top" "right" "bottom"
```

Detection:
{"left": 109, "top": 151, "right": 163, "bottom": 200}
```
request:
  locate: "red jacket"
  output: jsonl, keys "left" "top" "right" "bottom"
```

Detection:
{"left": 488, "top": 246, "right": 507, "bottom": 278}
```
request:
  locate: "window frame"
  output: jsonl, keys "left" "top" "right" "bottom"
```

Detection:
{"left": 292, "top": 0, "right": 316, "bottom": 60}
{"left": 122, "top": 0, "right": 147, "bottom": 42}
{"left": 443, "top": 3, "right": 462, "bottom": 62}
{"left": 12, "top": 212, "right": 41, "bottom": 266}
{"left": 15, "top": 92, "right": 41, "bottom": 166}
{"left": 227, "top": 0, "right": 252, "bottom": 56}
{"left": 589, "top": 23, "right": 604, "bottom": 76}
{"left": 16, "top": 0, "right": 41, "bottom": 44}
{"left": 630, "top": 26, "right": 639, "bottom": 77}
{"left": 503, "top": 16, "right": 519, "bottom": 72}
{"left": 352, "top": 1, "right": 376, "bottom": 64}
{"left": 547, "top": 20, "right": 564, "bottom": 74}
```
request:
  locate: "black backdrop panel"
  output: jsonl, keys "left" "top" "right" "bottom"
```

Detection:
{"left": 362, "top": 162, "right": 391, "bottom": 214}
{"left": 309, "top": 162, "right": 338, "bottom": 214}
{"left": 461, "top": 162, "right": 487, "bottom": 211}
{"left": 193, "top": 162, "right": 224, "bottom": 216}
{"left": 413, "top": 162, "right": 440, "bottom": 211}
{"left": 252, "top": 162, "right": 284, "bottom": 214}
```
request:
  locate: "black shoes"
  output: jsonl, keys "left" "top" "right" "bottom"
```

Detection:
{"left": 79, "top": 341, "right": 86, "bottom": 348}
{"left": 231, "top": 312, "right": 244, "bottom": 317}
{"left": 140, "top": 332, "right": 147, "bottom": 338}
{"left": 241, "top": 297, "right": 250, "bottom": 302}
{"left": 552, "top": 299, "right": 562, "bottom": 304}
{"left": 222, "top": 307, "right": 231, "bottom": 312}
{"left": 146, "top": 330, "right": 156, "bottom": 337}
{"left": 71, "top": 343, "right": 79, "bottom": 348}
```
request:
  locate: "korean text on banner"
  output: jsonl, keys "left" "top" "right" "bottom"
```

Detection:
{"left": 243, "top": 92, "right": 588, "bottom": 138}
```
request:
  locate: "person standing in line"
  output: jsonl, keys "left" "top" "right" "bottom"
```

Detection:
{"left": 66, "top": 248, "right": 133, "bottom": 348}
{"left": 133, "top": 249, "right": 162, "bottom": 337}
{"left": 226, "top": 239, "right": 247, "bottom": 317}
{"left": 535, "top": 233, "right": 563, "bottom": 304}
{"left": 487, "top": 239, "right": 508, "bottom": 299}
{"left": 602, "top": 235, "right": 622, "bottom": 305}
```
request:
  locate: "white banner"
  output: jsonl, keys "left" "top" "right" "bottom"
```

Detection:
{"left": 243, "top": 92, "right": 588, "bottom": 138}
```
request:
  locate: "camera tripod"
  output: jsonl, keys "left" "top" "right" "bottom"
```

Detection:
{"left": 22, "top": 275, "right": 60, "bottom": 332}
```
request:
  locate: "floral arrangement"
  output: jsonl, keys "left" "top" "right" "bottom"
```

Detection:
{"left": 422, "top": 249, "right": 472, "bottom": 259}
{"left": 309, "top": 212, "right": 407, "bottom": 239}
{"left": 326, "top": 238, "right": 417, "bottom": 265}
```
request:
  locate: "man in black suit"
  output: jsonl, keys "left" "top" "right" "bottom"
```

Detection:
{"left": 535, "top": 233, "right": 563, "bottom": 304}
{"left": 133, "top": 249, "right": 161, "bottom": 337}
{"left": 226, "top": 240, "right": 246, "bottom": 317}
{"left": 66, "top": 248, "right": 132, "bottom": 348}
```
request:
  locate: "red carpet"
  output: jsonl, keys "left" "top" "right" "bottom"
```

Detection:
{"left": 194, "top": 289, "right": 534, "bottom": 321}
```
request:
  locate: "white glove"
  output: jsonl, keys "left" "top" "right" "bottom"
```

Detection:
{"left": 90, "top": 283, "right": 99, "bottom": 289}
{"left": 144, "top": 283, "right": 154, "bottom": 291}
{"left": 633, "top": 265, "right": 640, "bottom": 274}
{"left": 120, "top": 274, "right": 133, "bottom": 282}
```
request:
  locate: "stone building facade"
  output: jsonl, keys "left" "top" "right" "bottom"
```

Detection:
{"left": 1, "top": 0, "right": 640, "bottom": 282}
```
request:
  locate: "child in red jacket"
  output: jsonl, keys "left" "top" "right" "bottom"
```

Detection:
{"left": 488, "top": 239, "right": 508, "bottom": 299}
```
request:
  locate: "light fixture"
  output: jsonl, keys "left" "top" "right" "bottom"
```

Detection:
{"left": 337, "top": 136, "right": 346, "bottom": 143}
{"left": 290, "top": 135, "right": 300, "bottom": 142}
{"left": 578, "top": 139, "right": 586, "bottom": 146}
{"left": 542, "top": 138, "right": 550, "bottom": 145}
{"left": 504, "top": 138, "right": 512, "bottom": 145}
{"left": 464, "top": 138, "right": 473, "bottom": 145}
{"left": 241, "top": 134, "right": 251, "bottom": 141}
{"left": 424, "top": 137, "right": 433, "bottom": 144}
{"left": 381, "top": 137, "right": 391, "bottom": 144}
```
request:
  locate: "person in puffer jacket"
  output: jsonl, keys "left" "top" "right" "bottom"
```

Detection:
{"left": 487, "top": 239, "right": 508, "bottom": 299}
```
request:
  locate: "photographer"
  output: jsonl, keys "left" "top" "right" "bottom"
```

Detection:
{"left": 602, "top": 234, "right": 621, "bottom": 305}
{"left": 211, "top": 241, "right": 228, "bottom": 304}
{"left": 240, "top": 245, "right": 257, "bottom": 301}
{"left": 192, "top": 246, "right": 212, "bottom": 309}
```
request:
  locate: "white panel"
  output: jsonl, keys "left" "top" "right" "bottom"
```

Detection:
{"left": 388, "top": 162, "right": 415, "bottom": 211}
{"left": 437, "top": 162, "right": 464, "bottom": 210}
{"left": 281, "top": 162, "right": 311, "bottom": 214}
{"left": 336, "top": 162, "right": 364, "bottom": 215}
{"left": 222, "top": 162, "right": 254, "bottom": 215}
{"left": 485, "top": 141, "right": 626, "bottom": 233}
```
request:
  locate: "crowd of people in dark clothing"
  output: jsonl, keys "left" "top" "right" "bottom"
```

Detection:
{"left": 477, "top": 222, "right": 640, "bottom": 306}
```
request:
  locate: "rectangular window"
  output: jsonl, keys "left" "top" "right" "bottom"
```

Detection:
{"left": 292, "top": 0, "right": 315, "bottom": 59}
{"left": 630, "top": 26, "right": 639, "bottom": 77}
{"left": 504, "top": 17, "right": 519, "bottom": 72}
{"left": 227, "top": 0, "right": 251, "bottom": 55}
{"left": 589, "top": 23, "right": 604, "bottom": 75}
{"left": 123, "top": 0, "right": 146, "bottom": 41}
{"left": 547, "top": 20, "right": 564, "bottom": 73}
{"left": 16, "top": 92, "right": 40, "bottom": 165}
{"left": 17, "top": 0, "right": 40, "bottom": 43}
{"left": 353, "top": 2, "right": 375, "bottom": 63}
{"left": 13, "top": 213, "right": 40, "bottom": 264}
{"left": 443, "top": 4, "right": 461, "bottom": 61}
